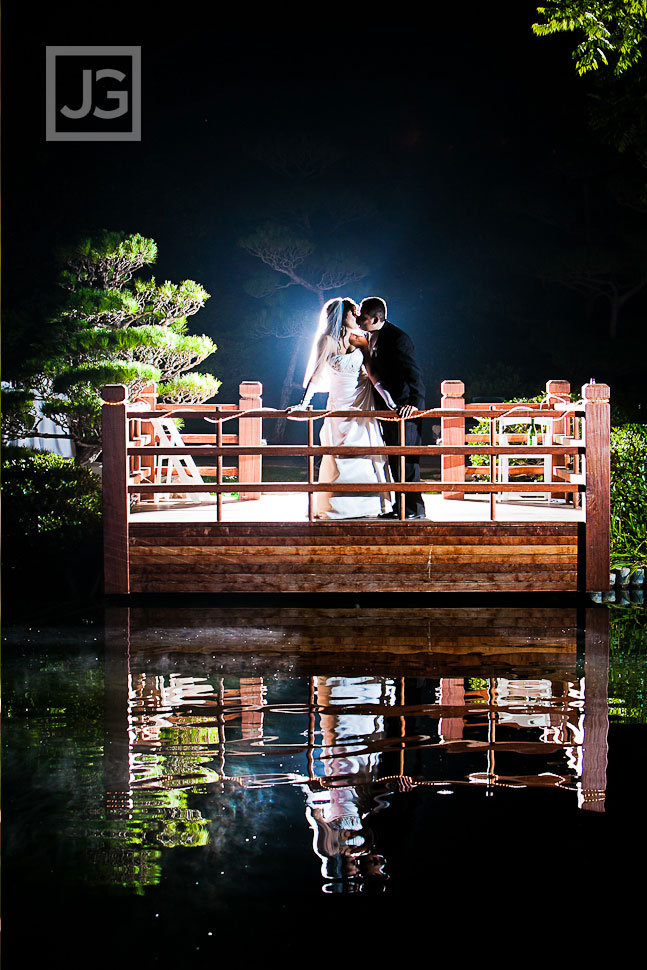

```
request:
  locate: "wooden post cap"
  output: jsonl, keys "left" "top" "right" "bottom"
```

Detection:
{"left": 546, "top": 380, "right": 571, "bottom": 395}
{"left": 582, "top": 382, "right": 611, "bottom": 402}
{"left": 101, "top": 384, "right": 128, "bottom": 403}
{"left": 441, "top": 380, "right": 465, "bottom": 397}
{"left": 239, "top": 381, "right": 263, "bottom": 397}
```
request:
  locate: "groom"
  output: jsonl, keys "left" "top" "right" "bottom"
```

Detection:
{"left": 357, "top": 297, "right": 426, "bottom": 519}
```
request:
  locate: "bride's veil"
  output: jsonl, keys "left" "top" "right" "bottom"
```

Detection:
{"left": 302, "top": 298, "right": 347, "bottom": 394}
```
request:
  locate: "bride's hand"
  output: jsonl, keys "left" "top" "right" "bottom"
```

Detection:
{"left": 348, "top": 331, "right": 369, "bottom": 351}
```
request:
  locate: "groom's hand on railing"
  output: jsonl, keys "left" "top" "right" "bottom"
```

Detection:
{"left": 397, "top": 404, "right": 417, "bottom": 419}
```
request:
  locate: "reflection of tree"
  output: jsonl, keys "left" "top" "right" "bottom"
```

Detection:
{"left": 609, "top": 608, "right": 647, "bottom": 723}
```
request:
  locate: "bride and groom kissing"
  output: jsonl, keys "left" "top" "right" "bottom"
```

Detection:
{"left": 292, "top": 296, "right": 426, "bottom": 520}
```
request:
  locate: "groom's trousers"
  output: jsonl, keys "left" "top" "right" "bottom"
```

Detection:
{"left": 381, "top": 417, "right": 425, "bottom": 517}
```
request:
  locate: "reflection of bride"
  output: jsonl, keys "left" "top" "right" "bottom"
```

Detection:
{"left": 302, "top": 676, "right": 393, "bottom": 893}
{"left": 298, "top": 297, "right": 395, "bottom": 520}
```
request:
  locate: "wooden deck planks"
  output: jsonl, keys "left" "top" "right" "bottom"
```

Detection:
{"left": 130, "top": 521, "right": 579, "bottom": 538}
{"left": 128, "top": 520, "right": 582, "bottom": 593}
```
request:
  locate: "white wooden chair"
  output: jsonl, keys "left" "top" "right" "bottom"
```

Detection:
{"left": 496, "top": 414, "right": 554, "bottom": 501}
{"left": 150, "top": 415, "right": 215, "bottom": 504}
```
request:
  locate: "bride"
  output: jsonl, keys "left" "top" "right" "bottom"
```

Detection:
{"left": 296, "top": 297, "right": 395, "bottom": 519}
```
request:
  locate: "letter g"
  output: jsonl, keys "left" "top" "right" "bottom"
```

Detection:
{"left": 93, "top": 68, "right": 128, "bottom": 119}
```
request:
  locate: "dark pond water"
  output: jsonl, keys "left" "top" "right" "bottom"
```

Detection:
{"left": 4, "top": 600, "right": 646, "bottom": 961}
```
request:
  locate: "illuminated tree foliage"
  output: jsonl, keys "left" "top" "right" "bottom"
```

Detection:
{"left": 3, "top": 231, "right": 220, "bottom": 463}
{"left": 532, "top": 1, "right": 647, "bottom": 76}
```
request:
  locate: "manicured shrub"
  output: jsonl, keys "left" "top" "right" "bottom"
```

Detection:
{"left": 610, "top": 424, "right": 647, "bottom": 568}
{"left": 1, "top": 446, "right": 102, "bottom": 551}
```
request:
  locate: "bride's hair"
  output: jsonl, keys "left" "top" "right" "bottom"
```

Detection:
{"left": 321, "top": 297, "right": 358, "bottom": 342}
{"left": 302, "top": 297, "right": 358, "bottom": 389}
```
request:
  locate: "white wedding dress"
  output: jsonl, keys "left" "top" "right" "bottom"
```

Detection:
{"left": 314, "top": 348, "right": 394, "bottom": 519}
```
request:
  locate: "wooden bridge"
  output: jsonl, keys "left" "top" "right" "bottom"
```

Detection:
{"left": 101, "top": 378, "right": 610, "bottom": 595}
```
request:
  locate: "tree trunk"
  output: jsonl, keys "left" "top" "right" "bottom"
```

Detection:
{"left": 76, "top": 443, "right": 103, "bottom": 465}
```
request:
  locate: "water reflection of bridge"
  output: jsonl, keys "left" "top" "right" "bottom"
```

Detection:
{"left": 105, "top": 605, "right": 609, "bottom": 887}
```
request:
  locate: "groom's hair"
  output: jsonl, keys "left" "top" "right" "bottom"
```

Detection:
{"left": 360, "top": 297, "right": 387, "bottom": 321}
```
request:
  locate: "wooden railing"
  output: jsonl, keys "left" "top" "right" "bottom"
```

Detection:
{"left": 436, "top": 379, "right": 611, "bottom": 589}
{"left": 101, "top": 378, "right": 610, "bottom": 593}
{"left": 125, "top": 380, "right": 263, "bottom": 504}
{"left": 441, "top": 379, "right": 581, "bottom": 501}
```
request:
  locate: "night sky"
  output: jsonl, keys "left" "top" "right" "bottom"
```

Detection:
{"left": 4, "top": 3, "right": 645, "bottom": 419}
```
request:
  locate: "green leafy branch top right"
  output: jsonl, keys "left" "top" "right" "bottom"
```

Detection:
{"left": 533, "top": 1, "right": 647, "bottom": 75}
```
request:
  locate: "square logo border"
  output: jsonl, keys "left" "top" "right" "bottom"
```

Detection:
{"left": 46, "top": 46, "right": 141, "bottom": 142}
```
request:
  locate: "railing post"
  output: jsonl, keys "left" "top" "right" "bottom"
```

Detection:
{"left": 238, "top": 381, "right": 263, "bottom": 501}
{"left": 489, "top": 408, "right": 496, "bottom": 520}
{"left": 399, "top": 417, "right": 406, "bottom": 519}
{"left": 440, "top": 379, "right": 465, "bottom": 500}
{"left": 216, "top": 406, "right": 223, "bottom": 522}
{"left": 546, "top": 379, "right": 570, "bottom": 502}
{"left": 307, "top": 408, "right": 314, "bottom": 522}
{"left": 127, "top": 381, "right": 157, "bottom": 500}
{"left": 583, "top": 381, "right": 611, "bottom": 592}
{"left": 102, "top": 384, "right": 130, "bottom": 595}
{"left": 138, "top": 381, "right": 157, "bottom": 486}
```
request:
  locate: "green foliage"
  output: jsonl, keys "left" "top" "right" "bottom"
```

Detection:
{"left": 41, "top": 391, "right": 103, "bottom": 452}
{"left": 58, "top": 230, "right": 158, "bottom": 289}
{"left": 158, "top": 372, "right": 222, "bottom": 403}
{"left": 610, "top": 604, "right": 647, "bottom": 652}
{"left": 53, "top": 362, "right": 163, "bottom": 395}
{"left": 467, "top": 392, "right": 567, "bottom": 469}
{"left": 132, "top": 277, "right": 210, "bottom": 327}
{"left": 533, "top": 1, "right": 647, "bottom": 76}
{"left": 587, "top": 67, "right": 647, "bottom": 171}
{"left": 59, "top": 286, "right": 141, "bottom": 327}
{"left": 608, "top": 608, "right": 647, "bottom": 724}
{"left": 610, "top": 423, "right": 647, "bottom": 566}
{"left": 1, "top": 447, "right": 102, "bottom": 549}
{"left": 3, "top": 231, "right": 219, "bottom": 462}
{"left": 1, "top": 388, "right": 38, "bottom": 441}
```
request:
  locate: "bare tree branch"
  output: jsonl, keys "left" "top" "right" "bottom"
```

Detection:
{"left": 250, "top": 134, "right": 343, "bottom": 180}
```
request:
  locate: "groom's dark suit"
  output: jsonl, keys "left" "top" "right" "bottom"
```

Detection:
{"left": 370, "top": 320, "right": 426, "bottom": 517}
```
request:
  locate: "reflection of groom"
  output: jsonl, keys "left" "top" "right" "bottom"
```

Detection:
{"left": 357, "top": 297, "right": 426, "bottom": 519}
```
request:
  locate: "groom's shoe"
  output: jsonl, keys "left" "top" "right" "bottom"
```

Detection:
{"left": 379, "top": 510, "right": 426, "bottom": 520}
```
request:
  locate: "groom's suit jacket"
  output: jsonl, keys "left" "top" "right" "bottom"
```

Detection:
{"left": 371, "top": 319, "right": 426, "bottom": 516}
{"left": 370, "top": 320, "right": 425, "bottom": 412}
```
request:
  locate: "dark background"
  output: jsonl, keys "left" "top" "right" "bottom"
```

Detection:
{"left": 3, "top": 3, "right": 646, "bottom": 423}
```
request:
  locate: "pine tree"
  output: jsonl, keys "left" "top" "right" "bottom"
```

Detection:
{"left": 4, "top": 231, "right": 220, "bottom": 464}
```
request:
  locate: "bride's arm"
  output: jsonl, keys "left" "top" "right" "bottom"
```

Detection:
{"left": 348, "top": 332, "right": 397, "bottom": 410}
{"left": 288, "top": 335, "right": 329, "bottom": 410}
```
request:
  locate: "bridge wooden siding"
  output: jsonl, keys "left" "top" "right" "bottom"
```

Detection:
{"left": 102, "top": 379, "right": 610, "bottom": 596}
{"left": 128, "top": 521, "right": 582, "bottom": 594}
